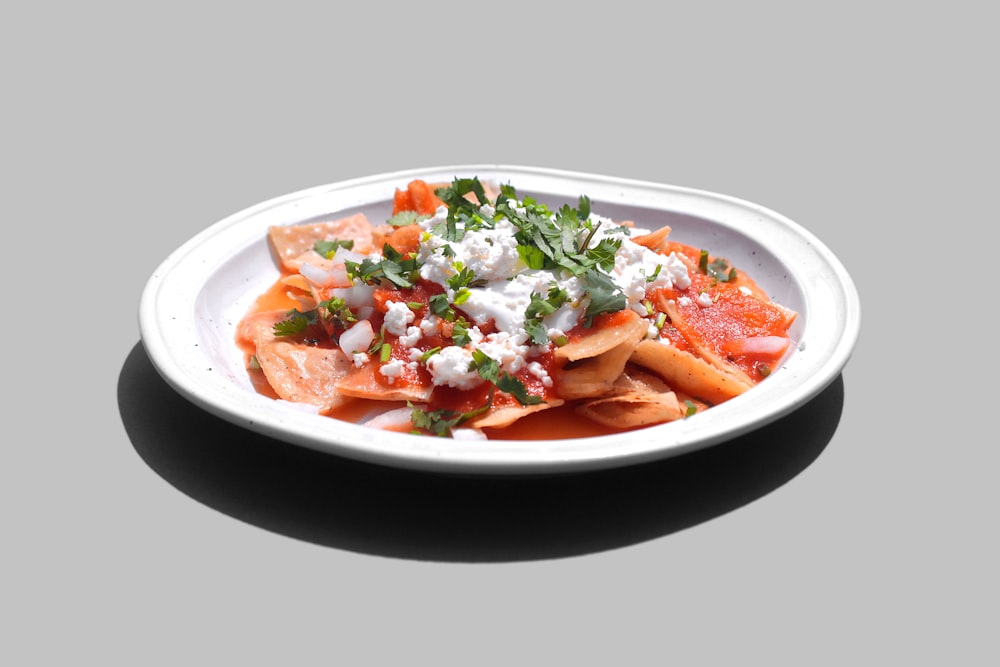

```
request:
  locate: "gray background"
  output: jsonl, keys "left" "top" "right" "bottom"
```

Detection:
{"left": 4, "top": 1, "right": 996, "bottom": 664}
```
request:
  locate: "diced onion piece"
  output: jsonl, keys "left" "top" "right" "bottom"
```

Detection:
{"left": 724, "top": 335, "right": 790, "bottom": 359}
{"left": 360, "top": 407, "right": 414, "bottom": 432}
{"left": 331, "top": 284, "right": 377, "bottom": 308}
{"left": 332, "top": 247, "right": 368, "bottom": 265}
{"left": 339, "top": 320, "right": 375, "bottom": 356}
{"left": 451, "top": 428, "right": 488, "bottom": 441}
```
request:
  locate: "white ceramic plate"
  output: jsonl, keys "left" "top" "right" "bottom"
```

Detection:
{"left": 139, "top": 165, "right": 860, "bottom": 475}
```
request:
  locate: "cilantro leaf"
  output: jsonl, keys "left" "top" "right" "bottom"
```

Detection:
{"left": 273, "top": 309, "right": 319, "bottom": 336}
{"left": 313, "top": 239, "right": 354, "bottom": 259}
{"left": 469, "top": 349, "right": 543, "bottom": 405}
{"left": 409, "top": 395, "right": 492, "bottom": 437}
{"left": 582, "top": 269, "right": 627, "bottom": 325}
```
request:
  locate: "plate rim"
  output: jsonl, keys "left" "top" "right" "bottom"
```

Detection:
{"left": 138, "top": 164, "right": 861, "bottom": 475}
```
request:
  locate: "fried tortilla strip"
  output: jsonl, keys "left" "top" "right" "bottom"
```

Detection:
{"left": 333, "top": 363, "right": 433, "bottom": 403}
{"left": 468, "top": 399, "right": 565, "bottom": 430}
{"left": 629, "top": 339, "right": 752, "bottom": 405}
{"left": 631, "top": 225, "right": 673, "bottom": 252}
{"left": 268, "top": 212, "right": 375, "bottom": 273}
{"left": 237, "top": 310, "right": 354, "bottom": 412}
{"left": 554, "top": 310, "right": 648, "bottom": 363}
{"left": 658, "top": 296, "right": 756, "bottom": 386}
{"left": 610, "top": 363, "right": 673, "bottom": 394}
{"left": 577, "top": 390, "right": 683, "bottom": 428}
{"left": 554, "top": 311, "right": 649, "bottom": 400}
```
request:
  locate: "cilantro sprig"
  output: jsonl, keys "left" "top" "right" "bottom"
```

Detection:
{"left": 345, "top": 243, "right": 422, "bottom": 288}
{"left": 698, "top": 250, "right": 737, "bottom": 283}
{"left": 408, "top": 391, "right": 493, "bottom": 437}
{"left": 469, "top": 349, "right": 543, "bottom": 406}
{"left": 432, "top": 177, "right": 630, "bottom": 326}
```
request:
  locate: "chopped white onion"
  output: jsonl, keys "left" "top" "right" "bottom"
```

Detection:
{"left": 451, "top": 428, "right": 488, "bottom": 441}
{"left": 339, "top": 320, "right": 375, "bottom": 356}
{"left": 361, "top": 407, "right": 414, "bottom": 431}
{"left": 330, "top": 284, "right": 377, "bottom": 308}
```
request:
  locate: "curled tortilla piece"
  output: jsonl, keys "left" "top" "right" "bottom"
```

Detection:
{"left": 612, "top": 363, "right": 674, "bottom": 394}
{"left": 555, "top": 338, "right": 640, "bottom": 400}
{"left": 268, "top": 212, "right": 375, "bottom": 273}
{"left": 553, "top": 311, "right": 648, "bottom": 400}
{"left": 555, "top": 309, "right": 648, "bottom": 363}
{"left": 237, "top": 310, "right": 354, "bottom": 412}
{"left": 658, "top": 296, "right": 757, "bottom": 386}
{"left": 334, "top": 363, "right": 433, "bottom": 403}
{"left": 468, "top": 399, "right": 564, "bottom": 430}
{"left": 577, "top": 390, "right": 683, "bottom": 428}
{"left": 629, "top": 339, "right": 752, "bottom": 406}
{"left": 631, "top": 225, "right": 673, "bottom": 252}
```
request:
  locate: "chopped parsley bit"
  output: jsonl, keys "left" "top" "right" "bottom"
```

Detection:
{"left": 698, "top": 249, "right": 737, "bottom": 283}
{"left": 319, "top": 297, "right": 357, "bottom": 328}
{"left": 524, "top": 285, "right": 570, "bottom": 344}
{"left": 684, "top": 400, "right": 698, "bottom": 417}
{"left": 345, "top": 243, "right": 421, "bottom": 288}
{"left": 408, "top": 393, "right": 492, "bottom": 437}
{"left": 313, "top": 239, "right": 354, "bottom": 258}
{"left": 387, "top": 210, "right": 430, "bottom": 227}
{"left": 645, "top": 264, "right": 662, "bottom": 283}
{"left": 446, "top": 262, "right": 487, "bottom": 291}
{"left": 273, "top": 309, "right": 319, "bottom": 336}
{"left": 469, "top": 349, "right": 543, "bottom": 406}
{"left": 428, "top": 293, "right": 455, "bottom": 320}
{"left": 450, "top": 317, "right": 473, "bottom": 346}
{"left": 581, "top": 269, "right": 628, "bottom": 326}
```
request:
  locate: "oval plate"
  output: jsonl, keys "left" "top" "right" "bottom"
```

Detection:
{"left": 139, "top": 165, "right": 861, "bottom": 475}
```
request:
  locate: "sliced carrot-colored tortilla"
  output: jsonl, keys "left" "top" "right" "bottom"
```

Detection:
{"left": 629, "top": 339, "right": 752, "bottom": 405}
{"left": 268, "top": 212, "right": 375, "bottom": 273}
{"left": 333, "top": 362, "right": 433, "bottom": 403}
{"left": 467, "top": 399, "right": 565, "bottom": 430}
{"left": 555, "top": 309, "right": 648, "bottom": 363}
{"left": 576, "top": 390, "right": 683, "bottom": 428}
{"left": 237, "top": 310, "right": 355, "bottom": 412}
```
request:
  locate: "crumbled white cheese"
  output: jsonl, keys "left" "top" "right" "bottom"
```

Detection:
{"left": 527, "top": 361, "right": 553, "bottom": 387}
{"left": 425, "top": 345, "right": 483, "bottom": 390}
{"left": 379, "top": 359, "right": 406, "bottom": 383}
{"left": 419, "top": 315, "right": 441, "bottom": 336}
{"left": 383, "top": 300, "right": 415, "bottom": 336}
{"left": 477, "top": 331, "right": 532, "bottom": 374}
{"left": 398, "top": 325, "right": 422, "bottom": 348}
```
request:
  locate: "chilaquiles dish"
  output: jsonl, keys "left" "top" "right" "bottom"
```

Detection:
{"left": 236, "top": 177, "right": 797, "bottom": 440}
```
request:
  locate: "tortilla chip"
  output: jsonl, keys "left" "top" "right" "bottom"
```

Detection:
{"left": 333, "top": 363, "right": 433, "bottom": 403}
{"left": 467, "top": 399, "right": 565, "bottom": 430}
{"left": 238, "top": 310, "right": 354, "bottom": 412}
{"left": 629, "top": 339, "right": 752, "bottom": 405}
{"left": 576, "top": 390, "right": 683, "bottom": 428}
{"left": 268, "top": 213, "right": 375, "bottom": 273}
{"left": 554, "top": 309, "right": 648, "bottom": 363}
